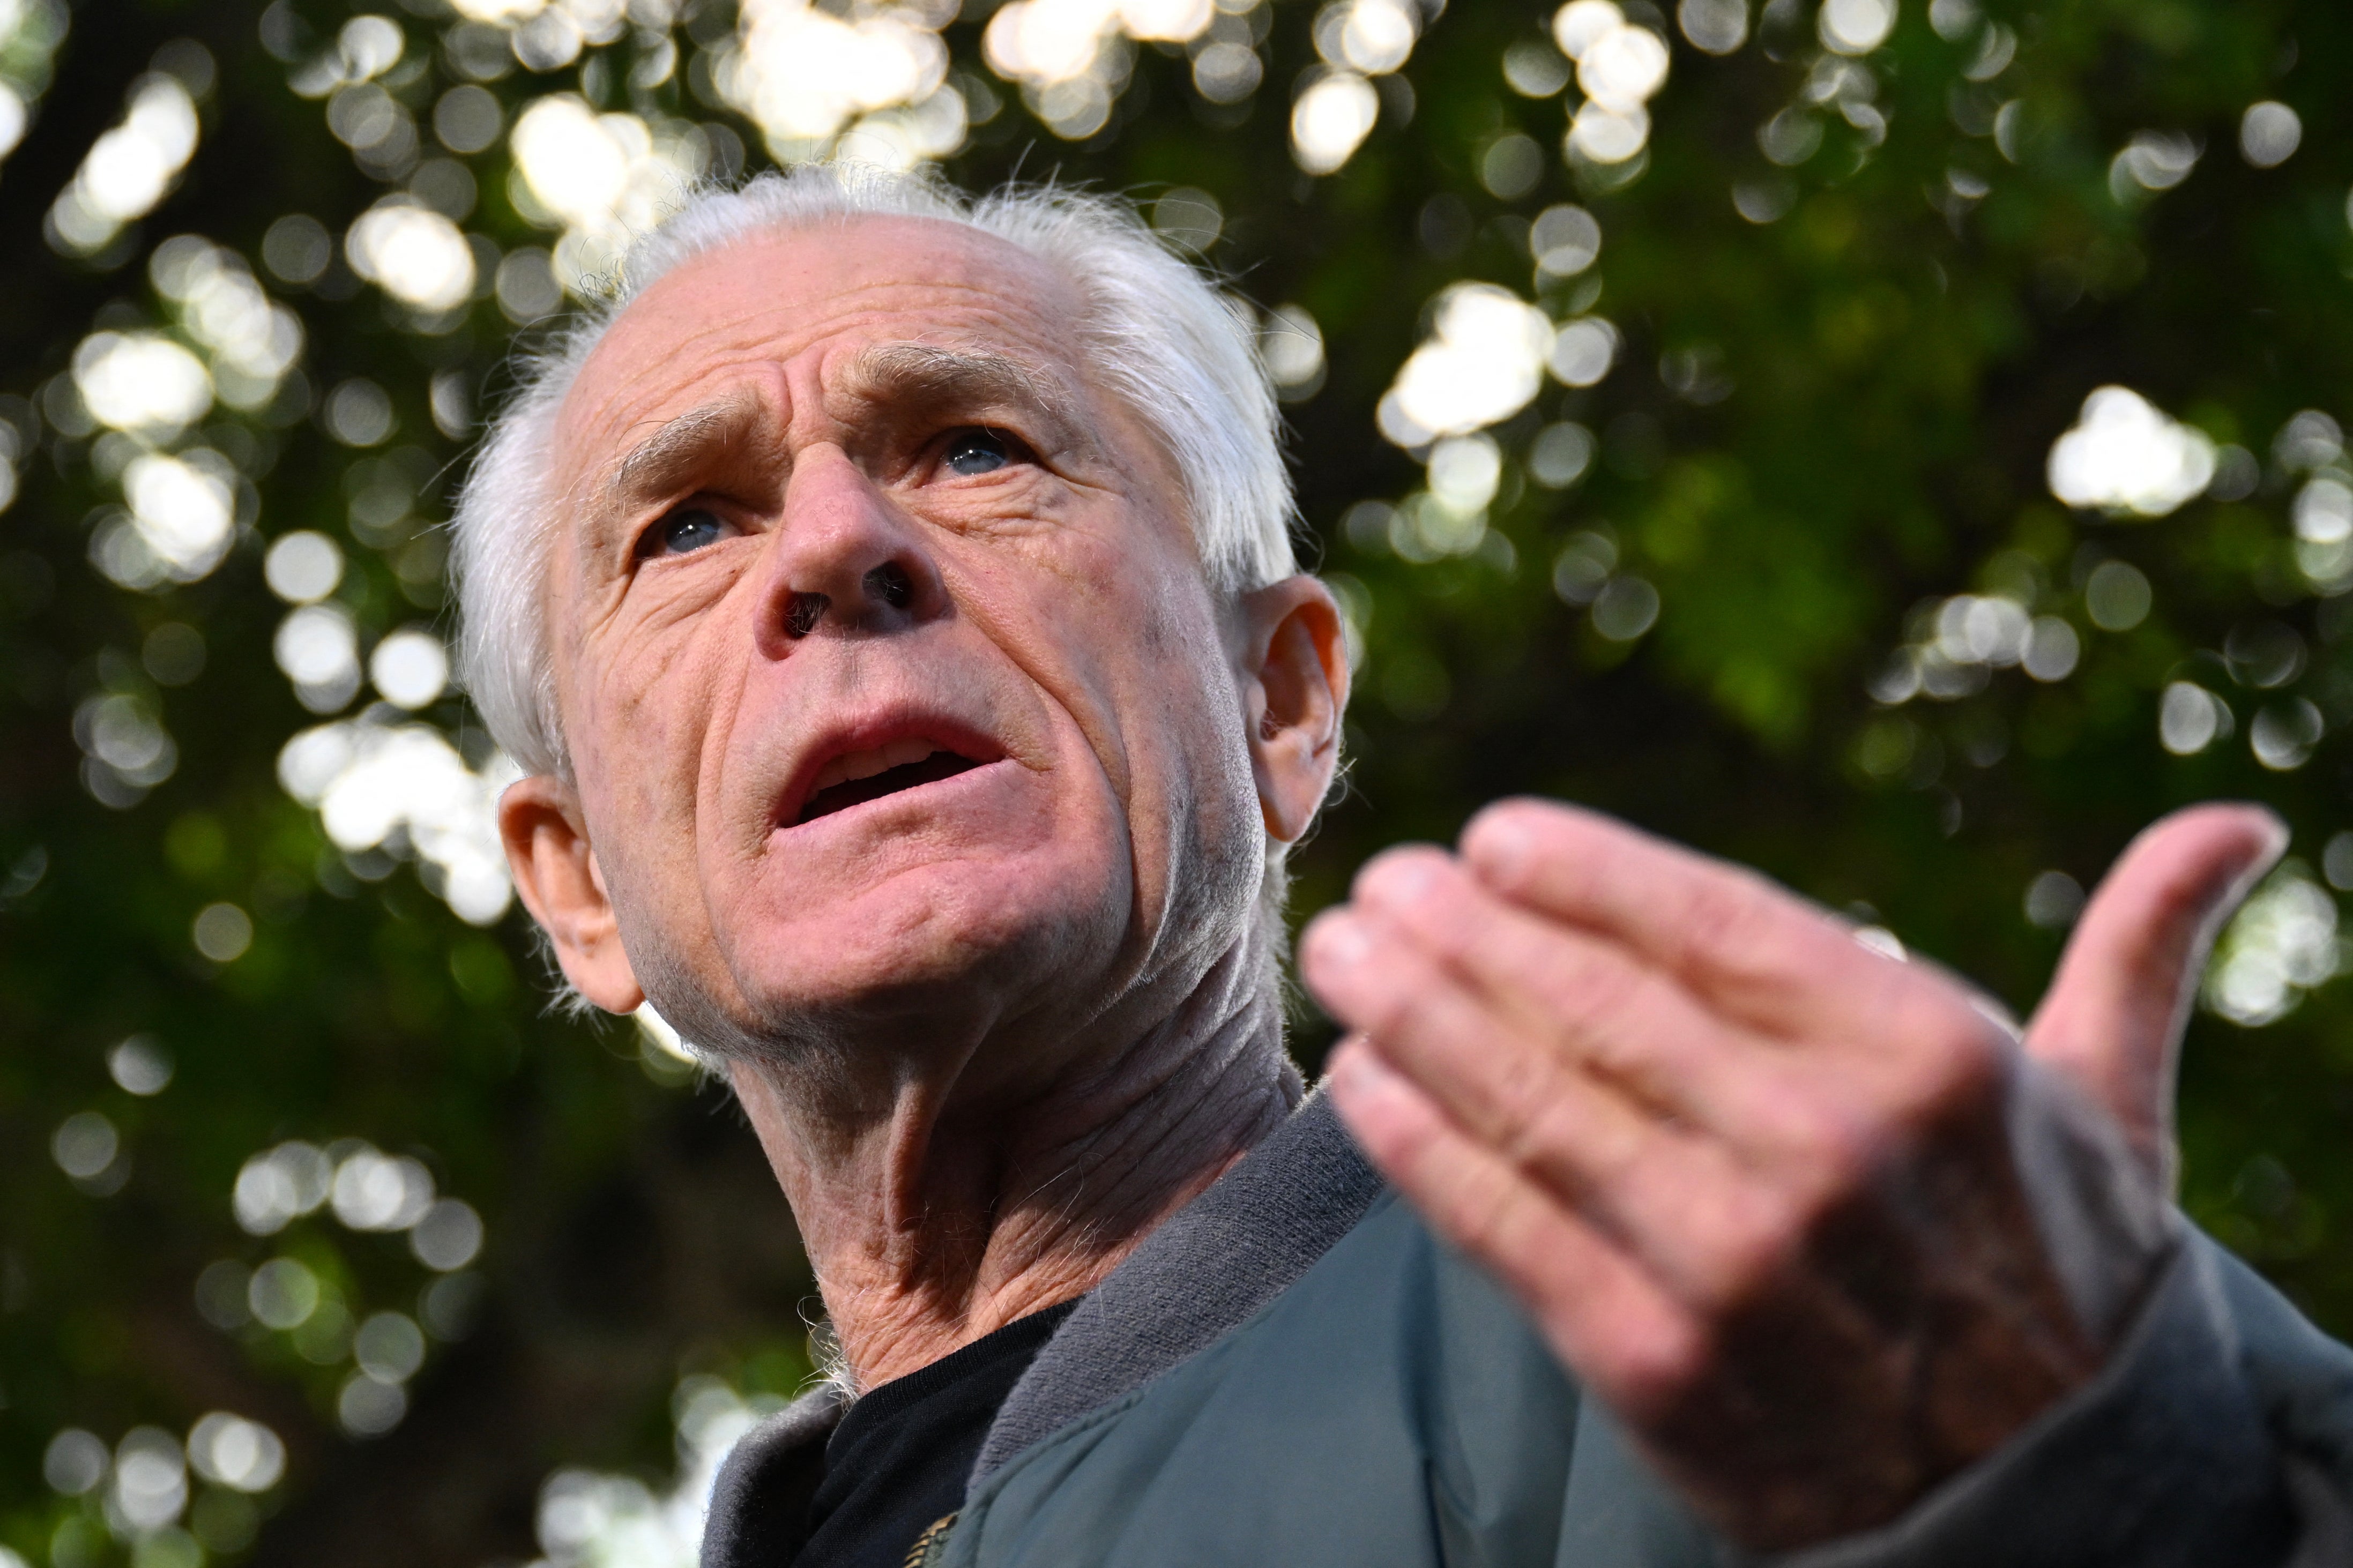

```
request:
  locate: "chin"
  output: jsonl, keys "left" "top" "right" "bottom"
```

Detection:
{"left": 710, "top": 829, "right": 1132, "bottom": 1051}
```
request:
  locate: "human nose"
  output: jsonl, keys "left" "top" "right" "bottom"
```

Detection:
{"left": 753, "top": 444, "right": 947, "bottom": 656}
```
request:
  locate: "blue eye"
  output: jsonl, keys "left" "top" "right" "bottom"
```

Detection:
{"left": 943, "top": 429, "right": 1012, "bottom": 476}
{"left": 645, "top": 508, "right": 727, "bottom": 556}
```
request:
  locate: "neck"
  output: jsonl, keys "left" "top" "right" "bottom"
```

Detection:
{"left": 727, "top": 938, "right": 1300, "bottom": 1388}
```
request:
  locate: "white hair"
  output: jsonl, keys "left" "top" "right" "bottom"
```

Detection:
{"left": 449, "top": 162, "right": 1300, "bottom": 784}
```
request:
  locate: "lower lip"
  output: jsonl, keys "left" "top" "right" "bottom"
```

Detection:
{"left": 776, "top": 757, "right": 1019, "bottom": 836}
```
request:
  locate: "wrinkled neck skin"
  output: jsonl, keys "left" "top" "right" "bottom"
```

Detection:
{"left": 727, "top": 928, "right": 1300, "bottom": 1390}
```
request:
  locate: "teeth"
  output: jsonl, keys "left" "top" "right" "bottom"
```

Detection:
{"left": 807, "top": 740, "right": 942, "bottom": 797}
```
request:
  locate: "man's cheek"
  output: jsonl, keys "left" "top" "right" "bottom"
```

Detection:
{"left": 601, "top": 627, "right": 730, "bottom": 810}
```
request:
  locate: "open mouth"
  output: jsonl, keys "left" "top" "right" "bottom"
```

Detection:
{"left": 793, "top": 740, "right": 987, "bottom": 825}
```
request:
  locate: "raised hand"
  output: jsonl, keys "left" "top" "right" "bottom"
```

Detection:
{"left": 1298, "top": 800, "right": 2282, "bottom": 1550}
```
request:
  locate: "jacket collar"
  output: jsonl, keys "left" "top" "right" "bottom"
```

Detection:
{"left": 973, "top": 1085, "right": 1384, "bottom": 1483}
{"left": 698, "top": 1085, "right": 1383, "bottom": 1568}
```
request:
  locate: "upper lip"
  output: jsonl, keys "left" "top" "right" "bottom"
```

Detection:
{"left": 772, "top": 707, "right": 1009, "bottom": 829}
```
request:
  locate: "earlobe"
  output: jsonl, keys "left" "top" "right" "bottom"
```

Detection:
{"left": 496, "top": 775, "right": 646, "bottom": 1014}
{"left": 1239, "top": 577, "right": 1351, "bottom": 844}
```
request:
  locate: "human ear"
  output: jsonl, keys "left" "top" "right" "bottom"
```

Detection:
{"left": 1237, "top": 576, "right": 1350, "bottom": 843}
{"left": 496, "top": 774, "right": 646, "bottom": 1013}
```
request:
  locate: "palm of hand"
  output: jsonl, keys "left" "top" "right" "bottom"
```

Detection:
{"left": 1299, "top": 800, "right": 2282, "bottom": 1550}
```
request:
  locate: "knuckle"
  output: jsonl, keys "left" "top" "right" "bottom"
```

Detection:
{"left": 1670, "top": 876, "right": 1781, "bottom": 976}
{"left": 1536, "top": 942, "right": 1647, "bottom": 1048}
{"left": 1495, "top": 1054, "right": 1583, "bottom": 1169}
{"left": 1446, "top": 1165, "right": 1541, "bottom": 1266}
{"left": 1361, "top": 973, "right": 1439, "bottom": 1044}
{"left": 1412, "top": 899, "right": 1487, "bottom": 971}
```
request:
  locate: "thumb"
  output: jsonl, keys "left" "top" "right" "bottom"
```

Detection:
{"left": 2024, "top": 803, "right": 2286, "bottom": 1182}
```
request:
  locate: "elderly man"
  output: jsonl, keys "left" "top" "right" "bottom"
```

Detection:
{"left": 460, "top": 165, "right": 2353, "bottom": 1568}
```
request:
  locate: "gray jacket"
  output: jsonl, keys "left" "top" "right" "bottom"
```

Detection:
{"left": 704, "top": 1094, "right": 2353, "bottom": 1567}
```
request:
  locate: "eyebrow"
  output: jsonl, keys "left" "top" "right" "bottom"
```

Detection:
{"left": 580, "top": 345, "right": 1096, "bottom": 553}
{"left": 574, "top": 394, "right": 771, "bottom": 559}
{"left": 606, "top": 395, "right": 769, "bottom": 517}
{"left": 839, "top": 342, "right": 1096, "bottom": 457}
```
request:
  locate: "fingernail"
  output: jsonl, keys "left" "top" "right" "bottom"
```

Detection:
{"left": 1469, "top": 812, "right": 1535, "bottom": 885}
{"left": 1362, "top": 853, "right": 1442, "bottom": 908}
{"left": 1307, "top": 914, "right": 1371, "bottom": 972}
{"left": 1329, "top": 1040, "right": 1401, "bottom": 1097}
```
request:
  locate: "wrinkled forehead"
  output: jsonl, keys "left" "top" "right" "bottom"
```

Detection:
{"left": 553, "top": 215, "right": 1092, "bottom": 472}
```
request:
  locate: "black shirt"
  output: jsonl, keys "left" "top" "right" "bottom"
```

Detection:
{"left": 793, "top": 1301, "right": 1079, "bottom": 1568}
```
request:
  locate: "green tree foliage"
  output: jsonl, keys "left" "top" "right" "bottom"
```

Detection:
{"left": 2, "top": 0, "right": 2350, "bottom": 1561}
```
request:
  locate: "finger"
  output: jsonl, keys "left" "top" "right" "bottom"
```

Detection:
{"left": 1299, "top": 905, "right": 1676, "bottom": 1200}
{"left": 1340, "top": 846, "right": 1792, "bottom": 1144}
{"left": 2025, "top": 803, "right": 2285, "bottom": 1176}
{"left": 1325, "top": 1039, "right": 1711, "bottom": 1423}
{"left": 1457, "top": 798, "right": 1924, "bottom": 1050}
{"left": 1303, "top": 909, "right": 1819, "bottom": 1307}
{"left": 1343, "top": 848, "right": 2027, "bottom": 1216}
